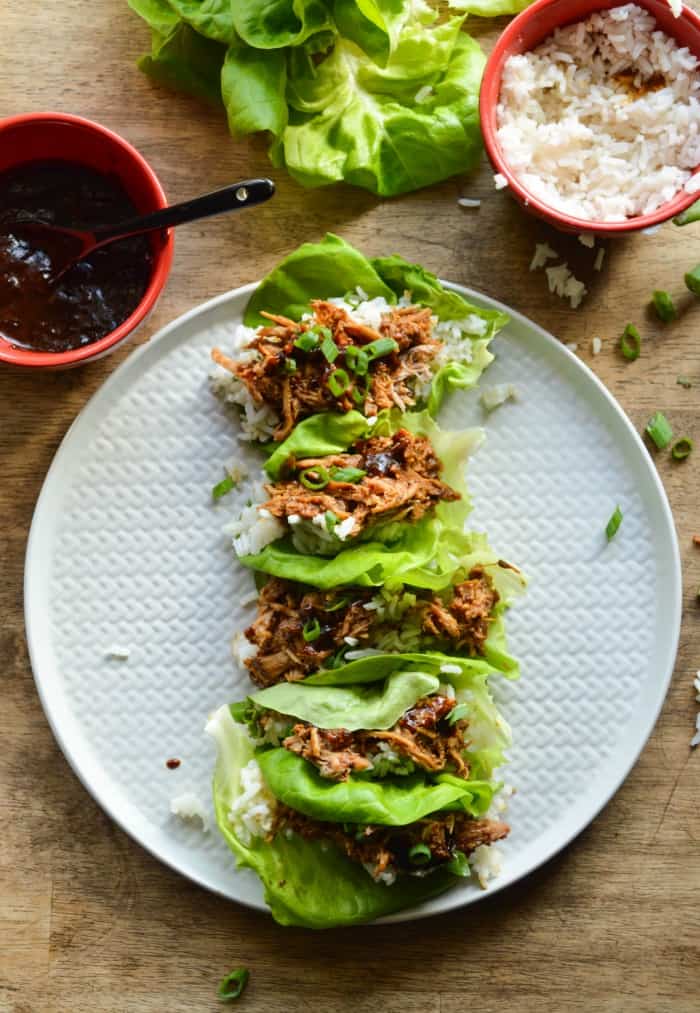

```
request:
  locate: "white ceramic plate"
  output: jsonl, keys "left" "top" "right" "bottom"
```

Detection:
{"left": 25, "top": 282, "right": 682, "bottom": 921}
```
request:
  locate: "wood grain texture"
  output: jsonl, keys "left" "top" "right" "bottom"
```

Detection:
{"left": 1, "top": 3, "right": 700, "bottom": 1011}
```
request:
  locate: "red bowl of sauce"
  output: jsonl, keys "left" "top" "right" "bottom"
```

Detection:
{"left": 0, "top": 113, "right": 174, "bottom": 368}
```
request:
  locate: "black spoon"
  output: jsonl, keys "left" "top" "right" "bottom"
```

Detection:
{"left": 7, "top": 177, "right": 275, "bottom": 281}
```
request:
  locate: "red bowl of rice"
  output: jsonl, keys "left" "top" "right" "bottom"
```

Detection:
{"left": 480, "top": 0, "right": 700, "bottom": 234}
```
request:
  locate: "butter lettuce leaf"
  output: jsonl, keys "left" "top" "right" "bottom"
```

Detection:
{"left": 221, "top": 39, "right": 288, "bottom": 136}
{"left": 257, "top": 747, "right": 496, "bottom": 824}
{"left": 264, "top": 409, "right": 371, "bottom": 480}
{"left": 447, "top": 0, "right": 533, "bottom": 13}
{"left": 304, "top": 651, "right": 497, "bottom": 684}
{"left": 164, "top": 0, "right": 235, "bottom": 43}
{"left": 244, "top": 234, "right": 396, "bottom": 325}
{"left": 137, "top": 21, "right": 226, "bottom": 104}
{"left": 209, "top": 704, "right": 457, "bottom": 927}
{"left": 232, "top": 0, "right": 334, "bottom": 49}
{"left": 242, "top": 669, "right": 440, "bottom": 730}
{"left": 279, "top": 19, "right": 486, "bottom": 195}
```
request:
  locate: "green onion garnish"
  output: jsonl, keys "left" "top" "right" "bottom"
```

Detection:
{"left": 364, "top": 337, "right": 399, "bottom": 361}
{"left": 329, "top": 466, "right": 366, "bottom": 484}
{"left": 212, "top": 475, "right": 236, "bottom": 500}
{"left": 685, "top": 264, "right": 700, "bottom": 296}
{"left": 447, "top": 850, "right": 471, "bottom": 878}
{"left": 303, "top": 618, "right": 322, "bottom": 642}
{"left": 294, "top": 332, "right": 320, "bottom": 352}
{"left": 605, "top": 505, "right": 623, "bottom": 542}
{"left": 282, "top": 357, "right": 297, "bottom": 375}
{"left": 674, "top": 199, "right": 700, "bottom": 227}
{"left": 351, "top": 386, "right": 366, "bottom": 406}
{"left": 299, "top": 465, "right": 330, "bottom": 490}
{"left": 448, "top": 703, "right": 470, "bottom": 725}
{"left": 327, "top": 368, "right": 351, "bottom": 397}
{"left": 408, "top": 842, "right": 432, "bottom": 866}
{"left": 646, "top": 411, "right": 673, "bottom": 449}
{"left": 671, "top": 437, "right": 693, "bottom": 461}
{"left": 321, "top": 333, "right": 339, "bottom": 363}
{"left": 678, "top": 376, "right": 693, "bottom": 389}
{"left": 324, "top": 595, "right": 350, "bottom": 612}
{"left": 652, "top": 290, "right": 677, "bottom": 323}
{"left": 324, "top": 511, "right": 338, "bottom": 532}
{"left": 217, "top": 968, "right": 249, "bottom": 1002}
{"left": 619, "top": 323, "right": 641, "bottom": 361}
{"left": 345, "top": 346, "right": 369, "bottom": 376}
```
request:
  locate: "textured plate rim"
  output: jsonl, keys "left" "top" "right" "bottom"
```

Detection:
{"left": 24, "top": 281, "right": 682, "bottom": 924}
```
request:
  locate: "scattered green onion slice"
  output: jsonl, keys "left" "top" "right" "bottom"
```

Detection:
{"left": 671, "top": 437, "right": 693, "bottom": 461}
{"left": 646, "top": 411, "right": 673, "bottom": 450}
{"left": 447, "top": 850, "right": 471, "bottom": 878}
{"left": 408, "top": 843, "right": 432, "bottom": 866}
{"left": 217, "top": 968, "right": 249, "bottom": 1002}
{"left": 212, "top": 475, "right": 236, "bottom": 500}
{"left": 448, "top": 703, "right": 470, "bottom": 725}
{"left": 303, "top": 618, "right": 322, "bottom": 642}
{"left": 674, "top": 199, "right": 700, "bottom": 227}
{"left": 299, "top": 465, "right": 330, "bottom": 490}
{"left": 652, "top": 290, "right": 677, "bottom": 323}
{"left": 282, "top": 356, "right": 297, "bottom": 375}
{"left": 329, "top": 466, "right": 366, "bottom": 484}
{"left": 293, "top": 331, "right": 319, "bottom": 352}
{"left": 324, "top": 595, "right": 350, "bottom": 613}
{"left": 324, "top": 510, "right": 338, "bottom": 533}
{"left": 677, "top": 375, "right": 693, "bottom": 389}
{"left": 321, "top": 333, "right": 340, "bottom": 363}
{"left": 345, "top": 346, "right": 369, "bottom": 376}
{"left": 351, "top": 386, "right": 366, "bottom": 406}
{"left": 606, "top": 505, "right": 623, "bottom": 542}
{"left": 327, "top": 368, "right": 351, "bottom": 397}
{"left": 364, "top": 337, "right": 399, "bottom": 361}
{"left": 685, "top": 264, "right": 700, "bottom": 296}
{"left": 619, "top": 323, "right": 641, "bottom": 361}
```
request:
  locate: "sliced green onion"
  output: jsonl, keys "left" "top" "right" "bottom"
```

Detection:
{"left": 294, "top": 331, "right": 320, "bottom": 352}
{"left": 606, "top": 505, "right": 623, "bottom": 542}
{"left": 408, "top": 842, "right": 432, "bottom": 866}
{"left": 324, "top": 510, "right": 338, "bottom": 532}
{"left": 324, "top": 595, "right": 350, "bottom": 613}
{"left": 364, "top": 337, "right": 399, "bottom": 361}
{"left": 685, "top": 264, "right": 700, "bottom": 296}
{"left": 678, "top": 375, "right": 693, "bottom": 389}
{"left": 651, "top": 290, "right": 677, "bottom": 323}
{"left": 299, "top": 465, "right": 330, "bottom": 490}
{"left": 447, "top": 850, "right": 471, "bottom": 878}
{"left": 448, "top": 703, "right": 470, "bottom": 725}
{"left": 674, "top": 198, "right": 700, "bottom": 227}
{"left": 303, "top": 618, "right": 322, "bottom": 642}
{"left": 671, "top": 437, "right": 693, "bottom": 461}
{"left": 351, "top": 386, "right": 366, "bottom": 406}
{"left": 327, "top": 368, "right": 351, "bottom": 397}
{"left": 282, "top": 356, "right": 297, "bottom": 375}
{"left": 212, "top": 475, "right": 236, "bottom": 500}
{"left": 344, "top": 346, "right": 369, "bottom": 376}
{"left": 321, "top": 333, "right": 340, "bottom": 363}
{"left": 646, "top": 411, "right": 673, "bottom": 449}
{"left": 217, "top": 968, "right": 249, "bottom": 1002}
{"left": 619, "top": 323, "right": 641, "bottom": 361}
{"left": 329, "top": 466, "right": 366, "bottom": 484}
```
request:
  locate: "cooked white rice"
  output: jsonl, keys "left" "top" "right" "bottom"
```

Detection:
{"left": 471, "top": 843, "right": 503, "bottom": 888}
{"left": 170, "top": 791, "right": 210, "bottom": 832}
{"left": 228, "top": 758, "right": 277, "bottom": 845}
{"left": 530, "top": 242, "right": 558, "bottom": 271}
{"left": 481, "top": 383, "right": 518, "bottom": 412}
{"left": 496, "top": 4, "right": 700, "bottom": 222}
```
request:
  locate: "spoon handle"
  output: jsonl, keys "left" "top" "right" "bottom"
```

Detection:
{"left": 92, "top": 178, "right": 275, "bottom": 243}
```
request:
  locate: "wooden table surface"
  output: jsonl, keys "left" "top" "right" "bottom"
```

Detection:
{"left": 2, "top": 3, "right": 700, "bottom": 1011}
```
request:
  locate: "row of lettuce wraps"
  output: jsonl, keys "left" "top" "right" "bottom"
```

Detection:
{"left": 208, "top": 235, "right": 524, "bottom": 928}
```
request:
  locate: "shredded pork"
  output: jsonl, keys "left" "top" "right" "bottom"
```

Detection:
{"left": 212, "top": 301, "right": 441, "bottom": 440}
{"left": 272, "top": 804, "right": 509, "bottom": 879}
{"left": 422, "top": 566, "right": 499, "bottom": 654}
{"left": 262, "top": 428, "right": 459, "bottom": 537}
{"left": 283, "top": 692, "right": 470, "bottom": 782}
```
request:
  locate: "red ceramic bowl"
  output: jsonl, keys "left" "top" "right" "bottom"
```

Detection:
{"left": 0, "top": 112, "right": 174, "bottom": 368}
{"left": 480, "top": 0, "right": 700, "bottom": 235}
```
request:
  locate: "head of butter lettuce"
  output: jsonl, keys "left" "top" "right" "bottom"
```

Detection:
{"left": 127, "top": 0, "right": 532, "bottom": 195}
{"left": 207, "top": 659, "right": 510, "bottom": 927}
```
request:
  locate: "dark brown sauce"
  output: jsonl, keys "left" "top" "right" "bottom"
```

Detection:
{"left": 0, "top": 160, "right": 153, "bottom": 353}
{"left": 166, "top": 758, "right": 181, "bottom": 770}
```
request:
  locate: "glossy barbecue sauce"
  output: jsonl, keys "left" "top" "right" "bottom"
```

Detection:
{"left": 0, "top": 161, "right": 153, "bottom": 353}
